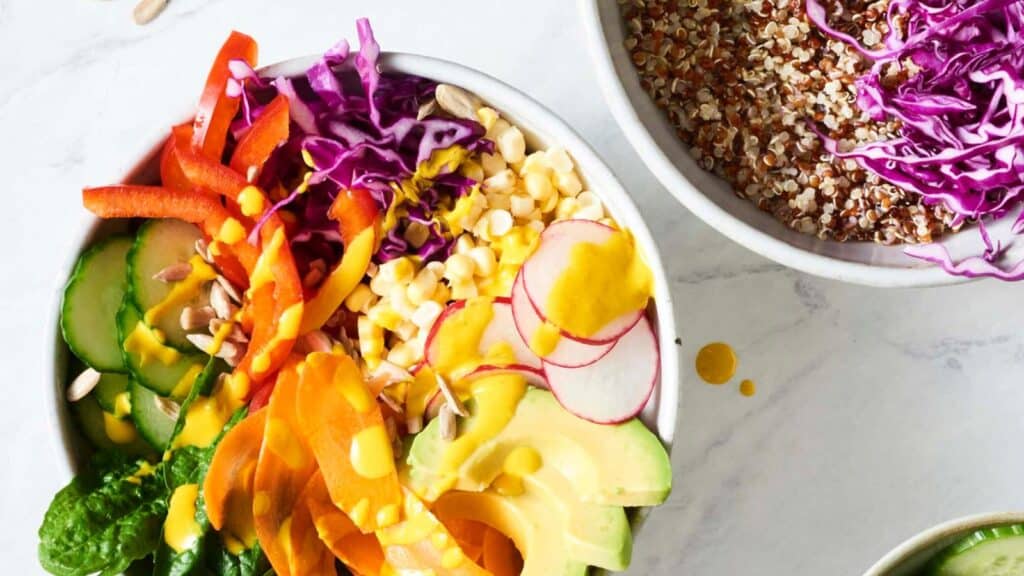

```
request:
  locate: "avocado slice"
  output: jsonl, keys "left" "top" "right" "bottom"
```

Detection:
{"left": 408, "top": 388, "right": 671, "bottom": 507}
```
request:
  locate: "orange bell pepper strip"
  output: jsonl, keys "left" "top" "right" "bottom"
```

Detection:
{"left": 287, "top": 474, "right": 339, "bottom": 576}
{"left": 253, "top": 357, "right": 320, "bottom": 576}
{"left": 193, "top": 31, "right": 258, "bottom": 161}
{"left": 299, "top": 471, "right": 385, "bottom": 576}
{"left": 83, "top": 185, "right": 222, "bottom": 223}
{"left": 299, "top": 225, "right": 375, "bottom": 335}
{"left": 294, "top": 351, "right": 402, "bottom": 533}
{"left": 328, "top": 187, "right": 380, "bottom": 246}
{"left": 376, "top": 489, "right": 494, "bottom": 576}
{"left": 481, "top": 528, "right": 523, "bottom": 576}
{"left": 160, "top": 123, "right": 195, "bottom": 193}
{"left": 204, "top": 409, "right": 266, "bottom": 552}
{"left": 230, "top": 93, "right": 290, "bottom": 174}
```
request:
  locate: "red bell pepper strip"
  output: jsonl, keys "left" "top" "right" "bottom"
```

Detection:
{"left": 83, "top": 186, "right": 222, "bottom": 224}
{"left": 174, "top": 145, "right": 250, "bottom": 203}
{"left": 192, "top": 31, "right": 258, "bottom": 161}
{"left": 230, "top": 94, "right": 290, "bottom": 174}
{"left": 160, "top": 123, "right": 195, "bottom": 193}
{"left": 328, "top": 188, "right": 380, "bottom": 246}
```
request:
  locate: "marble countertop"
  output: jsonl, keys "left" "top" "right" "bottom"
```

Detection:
{"left": 3, "top": 0, "right": 1022, "bottom": 574}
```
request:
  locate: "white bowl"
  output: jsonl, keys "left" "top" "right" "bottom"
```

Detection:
{"left": 45, "top": 53, "right": 680, "bottom": 534}
{"left": 578, "top": 0, "right": 1024, "bottom": 287}
{"left": 865, "top": 512, "right": 1024, "bottom": 575}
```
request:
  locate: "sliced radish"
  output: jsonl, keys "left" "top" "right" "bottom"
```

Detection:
{"left": 545, "top": 315, "right": 659, "bottom": 425}
{"left": 522, "top": 220, "right": 642, "bottom": 344}
{"left": 424, "top": 365, "right": 549, "bottom": 421}
{"left": 511, "top": 270, "right": 614, "bottom": 368}
{"left": 424, "top": 298, "right": 542, "bottom": 372}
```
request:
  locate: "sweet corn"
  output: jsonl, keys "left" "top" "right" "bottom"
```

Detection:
{"left": 425, "top": 261, "right": 446, "bottom": 279}
{"left": 523, "top": 171, "right": 555, "bottom": 201}
{"left": 540, "top": 193, "right": 559, "bottom": 214}
{"left": 485, "top": 209, "right": 514, "bottom": 237}
{"left": 411, "top": 300, "right": 444, "bottom": 329}
{"left": 480, "top": 152, "right": 507, "bottom": 178}
{"left": 555, "top": 171, "right": 583, "bottom": 197}
{"left": 526, "top": 219, "right": 545, "bottom": 233}
{"left": 460, "top": 158, "right": 485, "bottom": 182}
{"left": 367, "top": 302, "right": 404, "bottom": 332}
{"left": 468, "top": 246, "right": 497, "bottom": 277}
{"left": 556, "top": 197, "right": 580, "bottom": 220}
{"left": 369, "top": 273, "right": 394, "bottom": 297}
{"left": 358, "top": 316, "right": 385, "bottom": 357}
{"left": 388, "top": 286, "right": 417, "bottom": 318}
{"left": 393, "top": 320, "right": 418, "bottom": 342}
{"left": 546, "top": 147, "right": 574, "bottom": 173}
{"left": 577, "top": 191, "right": 601, "bottom": 208}
{"left": 476, "top": 107, "right": 500, "bottom": 132}
{"left": 496, "top": 126, "right": 526, "bottom": 164}
{"left": 386, "top": 341, "right": 419, "bottom": 369}
{"left": 487, "top": 118, "right": 511, "bottom": 141}
{"left": 444, "top": 253, "right": 475, "bottom": 280}
{"left": 453, "top": 234, "right": 476, "bottom": 255}
{"left": 520, "top": 151, "right": 548, "bottom": 176}
{"left": 449, "top": 278, "right": 478, "bottom": 300}
{"left": 575, "top": 204, "right": 604, "bottom": 221}
{"left": 509, "top": 194, "right": 535, "bottom": 218}
{"left": 344, "top": 283, "right": 376, "bottom": 313}
{"left": 483, "top": 169, "right": 516, "bottom": 193}
{"left": 432, "top": 282, "right": 451, "bottom": 304}
{"left": 407, "top": 268, "right": 439, "bottom": 305}
{"left": 484, "top": 191, "right": 512, "bottom": 211}
{"left": 380, "top": 257, "right": 415, "bottom": 285}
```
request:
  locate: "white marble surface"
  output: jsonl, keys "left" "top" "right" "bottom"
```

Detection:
{"left": 2, "top": 0, "right": 1023, "bottom": 574}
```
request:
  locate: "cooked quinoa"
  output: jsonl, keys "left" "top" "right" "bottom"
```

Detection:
{"left": 620, "top": 0, "right": 961, "bottom": 244}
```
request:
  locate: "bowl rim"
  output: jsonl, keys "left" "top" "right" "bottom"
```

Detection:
{"left": 46, "top": 50, "right": 681, "bottom": 478}
{"left": 578, "top": 0, "right": 969, "bottom": 288}
{"left": 863, "top": 511, "right": 1024, "bottom": 575}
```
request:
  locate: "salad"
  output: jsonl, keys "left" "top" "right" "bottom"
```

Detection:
{"left": 915, "top": 523, "right": 1024, "bottom": 576}
{"left": 40, "top": 20, "right": 672, "bottom": 576}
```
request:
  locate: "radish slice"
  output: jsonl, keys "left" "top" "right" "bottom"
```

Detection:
{"left": 545, "top": 315, "right": 659, "bottom": 425}
{"left": 522, "top": 220, "right": 642, "bottom": 344}
{"left": 466, "top": 364, "right": 548, "bottom": 389}
{"left": 424, "top": 298, "right": 542, "bottom": 372}
{"left": 511, "top": 271, "right": 614, "bottom": 368}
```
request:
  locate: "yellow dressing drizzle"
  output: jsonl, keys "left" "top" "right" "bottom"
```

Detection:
{"left": 406, "top": 366, "right": 439, "bottom": 423}
{"left": 740, "top": 379, "right": 756, "bottom": 397}
{"left": 265, "top": 418, "right": 310, "bottom": 471}
{"left": 144, "top": 255, "right": 217, "bottom": 326}
{"left": 102, "top": 412, "right": 138, "bottom": 444}
{"left": 126, "top": 461, "right": 158, "bottom": 485}
{"left": 441, "top": 186, "right": 482, "bottom": 236}
{"left": 528, "top": 321, "right": 561, "bottom": 357}
{"left": 492, "top": 446, "right": 541, "bottom": 497}
{"left": 123, "top": 322, "right": 180, "bottom": 366}
{"left": 112, "top": 392, "right": 132, "bottom": 418}
{"left": 249, "top": 227, "right": 286, "bottom": 294}
{"left": 349, "top": 498, "right": 371, "bottom": 529}
{"left": 251, "top": 302, "right": 303, "bottom": 375}
{"left": 172, "top": 397, "right": 226, "bottom": 449}
{"left": 217, "top": 218, "right": 247, "bottom": 245}
{"left": 238, "top": 186, "right": 266, "bottom": 217}
{"left": 431, "top": 296, "right": 496, "bottom": 379}
{"left": 164, "top": 484, "right": 201, "bottom": 553}
{"left": 545, "top": 229, "right": 653, "bottom": 338}
{"left": 170, "top": 364, "right": 205, "bottom": 398}
{"left": 695, "top": 342, "right": 737, "bottom": 385}
{"left": 350, "top": 425, "right": 396, "bottom": 479}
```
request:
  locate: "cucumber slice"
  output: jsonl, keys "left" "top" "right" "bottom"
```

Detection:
{"left": 929, "top": 524, "right": 1024, "bottom": 576}
{"left": 129, "top": 380, "right": 178, "bottom": 451}
{"left": 93, "top": 373, "right": 131, "bottom": 416}
{"left": 127, "top": 219, "right": 207, "bottom": 350}
{"left": 117, "top": 298, "right": 208, "bottom": 398}
{"left": 61, "top": 236, "right": 133, "bottom": 372}
{"left": 72, "top": 394, "right": 150, "bottom": 456}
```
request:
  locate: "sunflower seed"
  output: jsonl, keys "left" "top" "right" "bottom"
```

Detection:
{"left": 215, "top": 275, "right": 243, "bottom": 303}
{"left": 133, "top": 0, "right": 167, "bottom": 26}
{"left": 435, "top": 84, "right": 482, "bottom": 121}
{"left": 209, "top": 319, "right": 248, "bottom": 343}
{"left": 378, "top": 391, "right": 404, "bottom": 415}
{"left": 186, "top": 333, "right": 215, "bottom": 352}
{"left": 406, "top": 415, "right": 423, "bottom": 435}
{"left": 180, "top": 306, "right": 216, "bottom": 331}
{"left": 188, "top": 333, "right": 243, "bottom": 364}
{"left": 246, "top": 165, "right": 259, "bottom": 184}
{"left": 210, "top": 282, "right": 237, "bottom": 320}
{"left": 153, "top": 262, "right": 192, "bottom": 283}
{"left": 439, "top": 405, "right": 457, "bottom": 441}
{"left": 435, "top": 373, "right": 468, "bottom": 417}
{"left": 66, "top": 368, "right": 101, "bottom": 402}
{"left": 301, "top": 330, "right": 334, "bottom": 354}
{"left": 195, "top": 239, "right": 213, "bottom": 264}
{"left": 372, "top": 360, "right": 413, "bottom": 386}
{"left": 417, "top": 99, "right": 438, "bottom": 121}
{"left": 153, "top": 396, "right": 180, "bottom": 420}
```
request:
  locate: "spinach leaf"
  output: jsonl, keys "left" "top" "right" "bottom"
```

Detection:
{"left": 38, "top": 451, "right": 169, "bottom": 576}
{"left": 205, "top": 541, "right": 270, "bottom": 576}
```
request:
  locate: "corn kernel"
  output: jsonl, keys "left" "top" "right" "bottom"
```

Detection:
{"left": 485, "top": 209, "right": 514, "bottom": 237}
{"left": 526, "top": 219, "right": 545, "bottom": 233}
{"left": 510, "top": 195, "right": 535, "bottom": 218}
{"left": 483, "top": 169, "right": 516, "bottom": 193}
{"left": 425, "top": 261, "right": 446, "bottom": 279}
{"left": 367, "top": 303, "right": 404, "bottom": 332}
{"left": 344, "top": 283, "right": 376, "bottom": 313}
{"left": 387, "top": 342, "right": 418, "bottom": 369}
{"left": 358, "top": 316, "right": 385, "bottom": 356}
{"left": 453, "top": 234, "right": 476, "bottom": 255}
{"left": 450, "top": 279, "right": 478, "bottom": 300}
{"left": 556, "top": 197, "right": 580, "bottom": 220}
{"left": 577, "top": 191, "right": 601, "bottom": 208}
{"left": 575, "top": 204, "right": 604, "bottom": 221}
{"left": 369, "top": 274, "right": 394, "bottom": 297}
{"left": 523, "top": 172, "right": 555, "bottom": 201}
{"left": 546, "top": 147, "right": 574, "bottom": 173}
{"left": 432, "top": 282, "right": 451, "bottom": 304}
{"left": 480, "top": 153, "right": 507, "bottom": 178}
{"left": 380, "top": 257, "right": 415, "bottom": 285}
{"left": 460, "top": 159, "right": 485, "bottom": 182}
{"left": 388, "top": 286, "right": 417, "bottom": 318}
{"left": 411, "top": 301, "right": 444, "bottom": 329}
{"left": 555, "top": 171, "right": 583, "bottom": 197}
{"left": 484, "top": 191, "right": 512, "bottom": 211}
{"left": 407, "top": 268, "right": 439, "bottom": 305}
{"left": 496, "top": 126, "right": 526, "bottom": 164}
{"left": 444, "top": 253, "right": 475, "bottom": 280}
{"left": 540, "top": 193, "right": 559, "bottom": 214}
{"left": 476, "top": 107, "right": 500, "bottom": 132}
{"left": 519, "top": 151, "right": 549, "bottom": 176}
{"left": 487, "top": 118, "right": 511, "bottom": 141}
{"left": 468, "top": 246, "right": 497, "bottom": 277}
{"left": 394, "top": 321, "right": 418, "bottom": 342}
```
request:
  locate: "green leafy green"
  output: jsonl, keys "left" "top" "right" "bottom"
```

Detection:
{"left": 38, "top": 451, "right": 169, "bottom": 576}
{"left": 204, "top": 541, "right": 270, "bottom": 576}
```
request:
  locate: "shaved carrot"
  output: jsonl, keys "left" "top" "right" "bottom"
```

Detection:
{"left": 288, "top": 475, "right": 338, "bottom": 575}
{"left": 300, "top": 471, "right": 385, "bottom": 576}
{"left": 295, "top": 352, "right": 402, "bottom": 533}
{"left": 193, "top": 31, "right": 258, "bottom": 161}
{"left": 204, "top": 409, "right": 266, "bottom": 552}
{"left": 230, "top": 94, "right": 290, "bottom": 173}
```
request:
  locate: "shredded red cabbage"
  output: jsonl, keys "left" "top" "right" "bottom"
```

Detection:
{"left": 806, "top": 0, "right": 1024, "bottom": 279}
{"left": 229, "top": 18, "right": 493, "bottom": 270}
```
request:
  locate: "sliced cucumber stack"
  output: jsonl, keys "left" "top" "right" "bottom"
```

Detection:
{"left": 129, "top": 380, "right": 179, "bottom": 451}
{"left": 92, "top": 372, "right": 131, "bottom": 416}
{"left": 127, "top": 219, "right": 207, "bottom": 350}
{"left": 117, "top": 298, "right": 207, "bottom": 398}
{"left": 928, "top": 524, "right": 1024, "bottom": 576}
{"left": 61, "top": 236, "right": 133, "bottom": 372}
{"left": 72, "top": 394, "right": 151, "bottom": 456}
